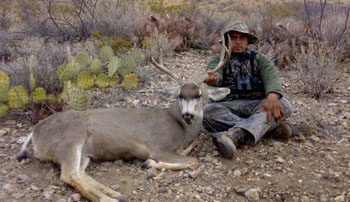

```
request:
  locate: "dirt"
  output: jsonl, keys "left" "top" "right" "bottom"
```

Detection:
{"left": 0, "top": 49, "right": 349, "bottom": 202}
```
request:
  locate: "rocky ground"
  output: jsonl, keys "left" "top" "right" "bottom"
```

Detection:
{"left": 0, "top": 49, "right": 349, "bottom": 202}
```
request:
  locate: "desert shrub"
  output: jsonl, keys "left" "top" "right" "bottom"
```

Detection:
{"left": 294, "top": 42, "right": 338, "bottom": 99}
{"left": 148, "top": 0, "right": 193, "bottom": 16}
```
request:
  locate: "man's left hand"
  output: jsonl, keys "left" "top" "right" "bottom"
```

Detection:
{"left": 258, "top": 93, "right": 284, "bottom": 124}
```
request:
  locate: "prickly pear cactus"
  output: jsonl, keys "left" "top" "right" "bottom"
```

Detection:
{"left": 0, "top": 72, "right": 10, "bottom": 103}
{"left": 33, "top": 87, "right": 47, "bottom": 105}
{"left": 99, "top": 45, "right": 114, "bottom": 63}
{"left": 57, "top": 61, "right": 80, "bottom": 85}
{"left": 8, "top": 86, "right": 30, "bottom": 109}
{"left": 0, "top": 103, "right": 9, "bottom": 119}
{"left": 121, "top": 73, "right": 139, "bottom": 90}
{"left": 60, "top": 81, "right": 91, "bottom": 110}
{"left": 95, "top": 73, "right": 110, "bottom": 88}
{"left": 90, "top": 59, "right": 102, "bottom": 76}
{"left": 76, "top": 52, "right": 90, "bottom": 67}
{"left": 77, "top": 71, "right": 94, "bottom": 90}
{"left": 108, "top": 57, "right": 121, "bottom": 78}
{"left": 109, "top": 76, "right": 119, "bottom": 88}
{"left": 47, "top": 93, "right": 57, "bottom": 106}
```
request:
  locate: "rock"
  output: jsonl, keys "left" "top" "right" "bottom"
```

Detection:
{"left": 31, "top": 185, "right": 40, "bottom": 191}
{"left": 189, "top": 170, "right": 199, "bottom": 179}
{"left": 146, "top": 167, "right": 157, "bottom": 178}
{"left": 320, "top": 194, "right": 328, "bottom": 202}
{"left": 310, "top": 135, "right": 320, "bottom": 142}
{"left": 0, "top": 130, "right": 7, "bottom": 137}
{"left": 3, "top": 183, "right": 16, "bottom": 193}
{"left": 301, "top": 195, "right": 310, "bottom": 202}
{"left": 16, "top": 137, "right": 27, "bottom": 144}
{"left": 133, "top": 99, "right": 140, "bottom": 106}
{"left": 346, "top": 192, "right": 350, "bottom": 201}
{"left": 276, "top": 157, "right": 285, "bottom": 163}
{"left": 158, "top": 186, "right": 167, "bottom": 193}
{"left": 233, "top": 169, "right": 241, "bottom": 177}
{"left": 334, "top": 194, "right": 345, "bottom": 202}
{"left": 18, "top": 174, "right": 30, "bottom": 181}
{"left": 298, "top": 134, "right": 306, "bottom": 143}
{"left": 245, "top": 188, "right": 260, "bottom": 202}
{"left": 3, "top": 120, "right": 16, "bottom": 125}
{"left": 70, "top": 193, "right": 81, "bottom": 201}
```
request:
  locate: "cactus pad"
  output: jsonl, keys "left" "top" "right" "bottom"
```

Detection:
{"left": 0, "top": 103, "right": 9, "bottom": 119}
{"left": 90, "top": 59, "right": 102, "bottom": 76}
{"left": 121, "top": 73, "right": 139, "bottom": 90}
{"left": 108, "top": 57, "right": 121, "bottom": 78}
{"left": 77, "top": 71, "right": 94, "bottom": 90}
{"left": 0, "top": 72, "right": 10, "bottom": 103}
{"left": 110, "top": 76, "right": 119, "bottom": 88}
{"left": 47, "top": 93, "right": 57, "bottom": 106}
{"left": 8, "top": 86, "right": 30, "bottom": 109}
{"left": 57, "top": 62, "right": 80, "bottom": 85}
{"left": 99, "top": 45, "right": 114, "bottom": 63}
{"left": 76, "top": 52, "right": 90, "bottom": 67}
{"left": 33, "top": 87, "right": 47, "bottom": 105}
{"left": 95, "top": 73, "right": 110, "bottom": 88}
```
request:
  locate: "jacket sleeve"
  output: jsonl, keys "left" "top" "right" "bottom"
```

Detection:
{"left": 206, "top": 55, "right": 223, "bottom": 86}
{"left": 257, "top": 54, "right": 283, "bottom": 98}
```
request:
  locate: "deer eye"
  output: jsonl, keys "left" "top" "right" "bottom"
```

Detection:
{"left": 179, "top": 95, "right": 185, "bottom": 99}
{"left": 194, "top": 95, "right": 201, "bottom": 99}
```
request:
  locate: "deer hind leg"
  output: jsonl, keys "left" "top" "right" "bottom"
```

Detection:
{"left": 142, "top": 152, "right": 199, "bottom": 171}
{"left": 59, "top": 145, "right": 120, "bottom": 202}
{"left": 80, "top": 157, "right": 126, "bottom": 202}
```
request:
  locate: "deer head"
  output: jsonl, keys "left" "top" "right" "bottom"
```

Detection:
{"left": 151, "top": 33, "right": 232, "bottom": 125}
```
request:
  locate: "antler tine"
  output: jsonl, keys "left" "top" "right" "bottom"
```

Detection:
{"left": 151, "top": 57, "right": 183, "bottom": 85}
{"left": 211, "top": 33, "right": 232, "bottom": 74}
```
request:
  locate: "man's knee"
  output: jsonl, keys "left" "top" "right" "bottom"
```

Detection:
{"left": 281, "top": 98, "right": 292, "bottom": 119}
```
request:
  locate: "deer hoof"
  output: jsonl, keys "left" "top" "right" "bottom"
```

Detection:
{"left": 141, "top": 159, "right": 158, "bottom": 169}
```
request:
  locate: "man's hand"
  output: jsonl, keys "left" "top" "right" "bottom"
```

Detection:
{"left": 258, "top": 93, "right": 284, "bottom": 124}
{"left": 203, "top": 70, "right": 219, "bottom": 86}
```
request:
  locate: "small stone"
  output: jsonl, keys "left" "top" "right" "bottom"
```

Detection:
{"left": 320, "top": 194, "right": 328, "bottom": 202}
{"left": 0, "top": 130, "right": 7, "bottom": 137}
{"left": 3, "top": 183, "right": 16, "bottom": 193}
{"left": 18, "top": 174, "right": 30, "bottom": 181}
{"left": 334, "top": 194, "right": 345, "bottom": 202}
{"left": 299, "top": 134, "right": 306, "bottom": 143}
{"left": 346, "top": 192, "right": 350, "bottom": 201}
{"left": 310, "top": 135, "right": 320, "bottom": 142}
{"left": 264, "top": 173, "right": 272, "bottom": 177}
{"left": 147, "top": 167, "right": 157, "bottom": 177}
{"left": 245, "top": 188, "right": 260, "bottom": 202}
{"left": 189, "top": 170, "right": 199, "bottom": 179}
{"left": 276, "top": 157, "right": 285, "bottom": 163}
{"left": 31, "top": 185, "right": 40, "bottom": 191}
{"left": 158, "top": 187, "right": 167, "bottom": 193}
{"left": 132, "top": 100, "right": 140, "bottom": 106}
{"left": 4, "top": 120, "right": 16, "bottom": 125}
{"left": 301, "top": 195, "right": 310, "bottom": 202}
{"left": 233, "top": 169, "right": 241, "bottom": 177}
{"left": 70, "top": 193, "right": 81, "bottom": 201}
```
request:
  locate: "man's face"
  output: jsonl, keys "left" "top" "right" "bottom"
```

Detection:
{"left": 228, "top": 31, "right": 249, "bottom": 53}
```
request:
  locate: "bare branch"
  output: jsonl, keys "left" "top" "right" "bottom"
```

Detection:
{"left": 304, "top": 0, "right": 311, "bottom": 27}
{"left": 318, "top": 0, "right": 327, "bottom": 40}
{"left": 335, "top": 6, "right": 350, "bottom": 47}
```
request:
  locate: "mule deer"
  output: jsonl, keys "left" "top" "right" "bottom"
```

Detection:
{"left": 17, "top": 34, "right": 232, "bottom": 202}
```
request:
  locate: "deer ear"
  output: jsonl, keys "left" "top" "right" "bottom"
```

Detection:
{"left": 154, "top": 87, "right": 180, "bottom": 101}
{"left": 207, "top": 87, "right": 230, "bottom": 101}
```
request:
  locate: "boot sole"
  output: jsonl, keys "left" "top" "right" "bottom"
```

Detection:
{"left": 212, "top": 134, "right": 237, "bottom": 159}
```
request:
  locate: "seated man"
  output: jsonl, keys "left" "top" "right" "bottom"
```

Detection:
{"left": 203, "top": 21, "right": 293, "bottom": 159}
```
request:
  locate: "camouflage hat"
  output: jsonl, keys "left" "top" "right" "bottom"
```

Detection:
{"left": 224, "top": 21, "right": 258, "bottom": 44}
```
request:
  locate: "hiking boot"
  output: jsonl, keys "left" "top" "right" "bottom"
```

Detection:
{"left": 271, "top": 122, "right": 294, "bottom": 139}
{"left": 212, "top": 128, "right": 248, "bottom": 159}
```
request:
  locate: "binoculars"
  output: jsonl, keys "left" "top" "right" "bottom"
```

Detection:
{"left": 236, "top": 74, "right": 251, "bottom": 90}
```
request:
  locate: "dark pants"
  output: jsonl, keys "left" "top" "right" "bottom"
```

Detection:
{"left": 203, "top": 98, "right": 292, "bottom": 144}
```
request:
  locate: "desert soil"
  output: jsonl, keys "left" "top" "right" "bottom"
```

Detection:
{"left": 0, "top": 49, "right": 349, "bottom": 202}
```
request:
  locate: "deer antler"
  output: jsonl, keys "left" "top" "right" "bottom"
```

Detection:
{"left": 151, "top": 56, "right": 183, "bottom": 86}
{"left": 198, "top": 32, "right": 232, "bottom": 85}
{"left": 211, "top": 32, "right": 232, "bottom": 74}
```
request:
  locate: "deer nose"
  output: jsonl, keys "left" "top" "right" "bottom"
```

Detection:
{"left": 182, "top": 113, "right": 194, "bottom": 124}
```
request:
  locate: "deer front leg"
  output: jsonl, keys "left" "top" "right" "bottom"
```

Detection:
{"left": 142, "top": 153, "right": 199, "bottom": 171}
{"left": 177, "top": 138, "right": 199, "bottom": 156}
{"left": 80, "top": 157, "right": 126, "bottom": 202}
{"left": 59, "top": 145, "right": 120, "bottom": 202}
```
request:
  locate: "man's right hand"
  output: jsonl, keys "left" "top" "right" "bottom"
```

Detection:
{"left": 203, "top": 70, "right": 219, "bottom": 86}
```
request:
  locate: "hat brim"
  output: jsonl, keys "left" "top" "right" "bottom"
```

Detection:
{"left": 224, "top": 30, "right": 258, "bottom": 44}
